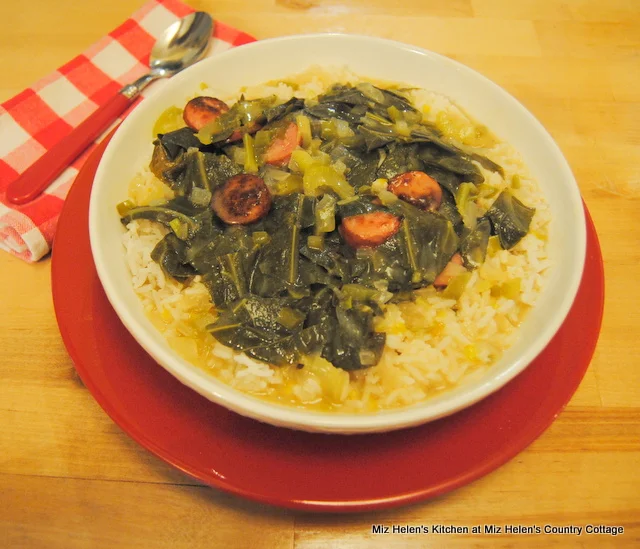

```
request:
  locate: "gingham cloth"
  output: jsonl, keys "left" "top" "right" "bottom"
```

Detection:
{"left": 0, "top": 0, "right": 255, "bottom": 262}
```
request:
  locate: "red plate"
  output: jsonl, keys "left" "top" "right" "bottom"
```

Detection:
{"left": 52, "top": 134, "right": 604, "bottom": 512}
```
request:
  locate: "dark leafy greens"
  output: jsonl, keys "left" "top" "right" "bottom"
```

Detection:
{"left": 120, "top": 82, "right": 536, "bottom": 371}
{"left": 487, "top": 191, "right": 536, "bottom": 250}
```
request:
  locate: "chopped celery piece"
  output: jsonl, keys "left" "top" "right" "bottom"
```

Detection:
{"left": 262, "top": 165, "right": 290, "bottom": 187}
{"left": 272, "top": 174, "right": 304, "bottom": 195}
{"left": 116, "top": 199, "right": 136, "bottom": 216}
{"left": 456, "top": 182, "right": 478, "bottom": 209}
{"left": 277, "top": 307, "right": 306, "bottom": 329}
{"left": 195, "top": 117, "right": 225, "bottom": 145}
{"left": 315, "top": 194, "right": 337, "bottom": 233}
{"left": 303, "top": 164, "right": 355, "bottom": 200}
{"left": 334, "top": 118, "right": 354, "bottom": 138}
{"left": 315, "top": 150, "right": 333, "bottom": 165}
{"left": 387, "top": 105, "right": 402, "bottom": 122}
{"left": 386, "top": 104, "right": 421, "bottom": 127}
{"left": 441, "top": 271, "right": 472, "bottom": 300}
{"left": 435, "top": 111, "right": 497, "bottom": 147}
{"left": 308, "top": 138, "right": 323, "bottom": 154}
{"left": 287, "top": 286, "right": 310, "bottom": 300}
{"left": 341, "top": 284, "right": 377, "bottom": 302}
{"left": 369, "top": 177, "right": 395, "bottom": 205}
{"left": 356, "top": 82, "right": 386, "bottom": 103}
{"left": 296, "top": 114, "right": 313, "bottom": 148}
{"left": 455, "top": 182, "right": 480, "bottom": 229}
{"left": 374, "top": 290, "right": 393, "bottom": 304}
{"left": 237, "top": 96, "right": 272, "bottom": 124}
{"left": 378, "top": 190, "right": 398, "bottom": 205}
{"left": 318, "top": 120, "right": 332, "bottom": 139}
{"left": 511, "top": 174, "right": 521, "bottom": 189}
{"left": 169, "top": 218, "right": 189, "bottom": 240}
{"left": 394, "top": 119, "right": 411, "bottom": 137}
{"left": 319, "top": 118, "right": 354, "bottom": 141}
{"left": 371, "top": 178, "right": 388, "bottom": 194}
{"left": 307, "top": 235, "right": 325, "bottom": 250}
{"left": 337, "top": 195, "right": 359, "bottom": 206}
{"left": 332, "top": 159, "right": 347, "bottom": 175}
{"left": 252, "top": 231, "right": 271, "bottom": 246}
{"left": 373, "top": 279, "right": 389, "bottom": 291}
{"left": 152, "top": 106, "right": 184, "bottom": 137}
{"left": 290, "top": 149, "right": 314, "bottom": 173}
{"left": 340, "top": 284, "right": 392, "bottom": 305}
{"left": 242, "top": 133, "right": 258, "bottom": 173}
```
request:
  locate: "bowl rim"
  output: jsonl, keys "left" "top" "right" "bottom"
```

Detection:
{"left": 89, "top": 32, "right": 586, "bottom": 433}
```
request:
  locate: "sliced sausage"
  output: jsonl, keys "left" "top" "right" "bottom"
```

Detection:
{"left": 340, "top": 211, "right": 401, "bottom": 248}
{"left": 388, "top": 170, "right": 443, "bottom": 211}
{"left": 211, "top": 174, "right": 272, "bottom": 225}
{"left": 264, "top": 122, "right": 301, "bottom": 166}
{"left": 433, "top": 253, "right": 466, "bottom": 288}
{"left": 183, "top": 97, "right": 230, "bottom": 131}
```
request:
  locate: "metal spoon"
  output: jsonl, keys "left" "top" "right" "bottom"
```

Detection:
{"left": 7, "top": 12, "right": 214, "bottom": 205}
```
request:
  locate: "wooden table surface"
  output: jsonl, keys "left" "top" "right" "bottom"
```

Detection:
{"left": 2, "top": 0, "right": 639, "bottom": 547}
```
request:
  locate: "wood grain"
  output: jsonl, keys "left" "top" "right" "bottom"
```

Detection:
{"left": 1, "top": 0, "right": 639, "bottom": 547}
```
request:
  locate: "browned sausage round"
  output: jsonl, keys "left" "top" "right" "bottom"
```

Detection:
{"left": 339, "top": 211, "right": 401, "bottom": 248}
{"left": 388, "top": 171, "right": 443, "bottom": 211}
{"left": 183, "top": 96, "right": 230, "bottom": 131}
{"left": 211, "top": 174, "right": 272, "bottom": 225}
{"left": 433, "top": 253, "right": 466, "bottom": 288}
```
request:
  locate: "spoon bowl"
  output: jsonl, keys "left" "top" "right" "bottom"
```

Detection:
{"left": 150, "top": 12, "right": 213, "bottom": 74}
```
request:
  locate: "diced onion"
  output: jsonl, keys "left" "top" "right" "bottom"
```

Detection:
{"left": 189, "top": 187, "right": 212, "bottom": 207}
{"left": 358, "top": 350, "right": 378, "bottom": 367}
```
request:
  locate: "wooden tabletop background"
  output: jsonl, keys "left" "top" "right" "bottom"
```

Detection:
{"left": 1, "top": 0, "right": 639, "bottom": 547}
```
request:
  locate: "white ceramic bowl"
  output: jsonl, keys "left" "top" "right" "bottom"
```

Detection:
{"left": 89, "top": 34, "right": 585, "bottom": 434}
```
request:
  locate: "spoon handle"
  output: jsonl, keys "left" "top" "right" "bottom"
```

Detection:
{"left": 6, "top": 92, "right": 134, "bottom": 205}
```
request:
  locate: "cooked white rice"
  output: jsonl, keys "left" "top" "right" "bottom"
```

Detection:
{"left": 121, "top": 67, "right": 551, "bottom": 413}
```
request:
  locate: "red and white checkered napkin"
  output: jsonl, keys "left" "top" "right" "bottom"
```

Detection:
{"left": 0, "top": 0, "right": 255, "bottom": 262}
